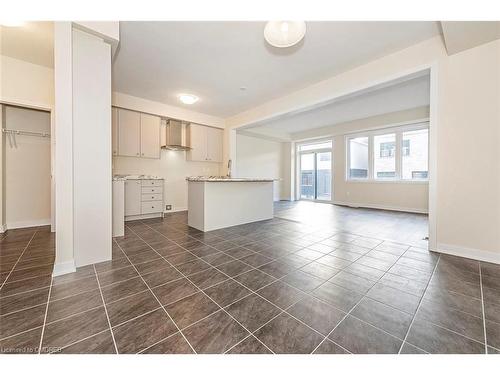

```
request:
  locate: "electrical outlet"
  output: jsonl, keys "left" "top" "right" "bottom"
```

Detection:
{"left": 166, "top": 205, "right": 172, "bottom": 211}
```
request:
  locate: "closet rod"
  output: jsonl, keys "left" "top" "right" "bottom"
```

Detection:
{"left": 2, "top": 128, "right": 51, "bottom": 138}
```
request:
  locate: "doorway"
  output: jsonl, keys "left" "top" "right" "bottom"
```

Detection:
{"left": 298, "top": 140, "right": 332, "bottom": 201}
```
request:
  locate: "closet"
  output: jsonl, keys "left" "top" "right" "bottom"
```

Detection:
{"left": 1, "top": 105, "right": 51, "bottom": 230}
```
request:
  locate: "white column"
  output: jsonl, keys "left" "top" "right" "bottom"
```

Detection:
{"left": 53, "top": 22, "right": 119, "bottom": 275}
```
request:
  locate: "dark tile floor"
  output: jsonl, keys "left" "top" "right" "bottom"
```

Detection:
{"left": 1, "top": 202, "right": 499, "bottom": 354}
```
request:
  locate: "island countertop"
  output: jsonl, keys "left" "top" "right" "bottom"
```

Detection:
{"left": 186, "top": 177, "right": 276, "bottom": 182}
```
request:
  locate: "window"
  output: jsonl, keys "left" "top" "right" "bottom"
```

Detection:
{"left": 379, "top": 141, "right": 395, "bottom": 158}
{"left": 402, "top": 128, "right": 428, "bottom": 180}
{"left": 374, "top": 133, "right": 396, "bottom": 179}
{"left": 348, "top": 137, "right": 369, "bottom": 179}
{"left": 346, "top": 123, "right": 429, "bottom": 182}
{"left": 402, "top": 139, "right": 410, "bottom": 157}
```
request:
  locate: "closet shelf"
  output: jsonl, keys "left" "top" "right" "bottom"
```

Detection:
{"left": 2, "top": 128, "right": 51, "bottom": 138}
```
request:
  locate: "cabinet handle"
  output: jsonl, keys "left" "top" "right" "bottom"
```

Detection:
{"left": 141, "top": 153, "right": 144, "bottom": 156}
{"left": 136, "top": 153, "right": 139, "bottom": 156}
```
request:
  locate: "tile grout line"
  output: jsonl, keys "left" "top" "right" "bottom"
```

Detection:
{"left": 398, "top": 254, "right": 442, "bottom": 354}
{"left": 113, "top": 238, "right": 198, "bottom": 354}
{"left": 127, "top": 223, "right": 276, "bottom": 354}
{"left": 139, "top": 222, "right": 374, "bottom": 353}
{"left": 129, "top": 219, "right": 468, "bottom": 353}
{"left": 478, "top": 263, "right": 488, "bottom": 354}
{"left": 93, "top": 264, "right": 119, "bottom": 354}
{"left": 37, "top": 271, "right": 53, "bottom": 353}
{"left": 310, "top": 239, "right": 415, "bottom": 354}
{"left": 117, "top": 218, "right": 437, "bottom": 354}
{"left": 140, "top": 220, "right": 423, "bottom": 353}
{"left": 0, "top": 231, "right": 37, "bottom": 291}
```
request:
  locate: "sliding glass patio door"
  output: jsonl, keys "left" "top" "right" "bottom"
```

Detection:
{"left": 298, "top": 141, "right": 332, "bottom": 201}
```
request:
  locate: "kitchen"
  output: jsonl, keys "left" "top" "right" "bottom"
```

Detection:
{"left": 111, "top": 106, "right": 275, "bottom": 236}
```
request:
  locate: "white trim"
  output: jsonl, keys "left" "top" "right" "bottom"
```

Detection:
{"left": 52, "top": 260, "right": 76, "bottom": 276}
{"left": 0, "top": 224, "right": 6, "bottom": 233}
{"left": 333, "top": 200, "right": 428, "bottom": 214}
{"left": 435, "top": 243, "right": 500, "bottom": 265}
{"left": 6, "top": 219, "right": 52, "bottom": 230}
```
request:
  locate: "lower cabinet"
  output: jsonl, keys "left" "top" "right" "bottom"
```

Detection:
{"left": 125, "top": 179, "right": 164, "bottom": 220}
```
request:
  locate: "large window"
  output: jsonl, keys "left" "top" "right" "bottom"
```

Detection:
{"left": 348, "top": 137, "right": 369, "bottom": 179}
{"left": 346, "top": 123, "right": 429, "bottom": 182}
{"left": 374, "top": 133, "right": 396, "bottom": 179}
{"left": 402, "top": 128, "right": 428, "bottom": 180}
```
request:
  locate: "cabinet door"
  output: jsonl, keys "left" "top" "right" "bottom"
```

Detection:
{"left": 117, "top": 109, "right": 141, "bottom": 157}
{"left": 206, "top": 127, "right": 223, "bottom": 162}
{"left": 111, "top": 107, "right": 118, "bottom": 156}
{"left": 187, "top": 124, "right": 207, "bottom": 161}
{"left": 140, "top": 113, "right": 161, "bottom": 159}
{"left": 124, "top": 180, "right": 141, "bottom": 216}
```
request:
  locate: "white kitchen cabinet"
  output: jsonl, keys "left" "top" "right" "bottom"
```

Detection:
{"left": 187, "top": 124, "right": 223, "bottom": 162}
{"left": 124, "top": 180, "right": 142, "bottom": 216}
{"left": 117, "top": 108, "right": 141, "bottom": 157}
{"left": 140, "top": 113, "right": 161, "bottom": 158}
{"left": 115, "top": 108, "right": 161, "bottom": 159}
{"left": 124, "top": 179, "right": 164, "bottom": 220}
{"left": 112, "top": 107, "right": 118, "bottom": 156}
{"left": 206, "top": 126, "right": 223, "bottom": 162}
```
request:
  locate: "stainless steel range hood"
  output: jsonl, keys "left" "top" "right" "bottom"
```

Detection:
{"left": 161, "top": 119, "right": 191, "bottom": 151}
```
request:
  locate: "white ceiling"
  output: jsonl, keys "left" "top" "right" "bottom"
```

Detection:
{"left": 0, "top": 22, "right": 54, "bottom": 67}
{"left": 113, "top": 21, "right": 441, "bottom": 117}
{"left": 242, "top": 73, "right": 430, "bottom": 140}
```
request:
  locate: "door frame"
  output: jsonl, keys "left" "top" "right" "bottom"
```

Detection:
{"left": 295, "top": 138, "right": 334, "bottom": 203}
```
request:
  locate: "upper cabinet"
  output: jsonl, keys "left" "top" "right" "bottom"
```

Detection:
{"left": 115, "top": 108, "right": 161, "bottom": 159}
{"left": 186, "top": 124, "right": 223, "bottom": 162}
{"left": 139, "top": 113, "right": 161, "bottom": 159}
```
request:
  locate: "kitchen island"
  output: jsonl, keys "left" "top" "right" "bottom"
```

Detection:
{"left": 187, "top": 177, "right": 275, "bottom": 232}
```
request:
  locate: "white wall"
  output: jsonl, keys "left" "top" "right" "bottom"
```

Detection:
{"left": 235, "top": 133, "right": 286, "bottom": 201}
{"left": 113, "top": 153, "right": 220, "bottom": 212}
{"left": 3, "top": 106, "right": 51, "bottom": 228}
{"left": 0, "top": 55, "right": 54, "bottom": 109}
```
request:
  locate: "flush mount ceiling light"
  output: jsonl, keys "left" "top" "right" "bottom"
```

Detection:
{"left": 264, "top": 21, "right": 306, "bottom": 48}
{"left": 178, "top": 94, "right": 199, "bottom": 105}
{"left": 0, "top": 21, "right": 26, "bottom": 27}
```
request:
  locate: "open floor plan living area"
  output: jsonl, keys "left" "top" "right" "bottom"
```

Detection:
{"left": 1, "top": 4, "right": 499, "bottom": 371}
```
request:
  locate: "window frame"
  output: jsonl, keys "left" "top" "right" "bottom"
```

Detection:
{"left": 345, "top": 122, "right": 429, "bottom": 183}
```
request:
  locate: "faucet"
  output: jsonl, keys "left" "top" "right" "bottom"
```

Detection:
{"left": 227, "top": 159, "right": 232, "bottom": 178}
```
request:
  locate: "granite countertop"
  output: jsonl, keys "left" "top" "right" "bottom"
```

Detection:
{"left": 186, "top": 176, "right": 275, "bottom": 182}
{"left": 113, "top": 175, "right": 164, "bottom": 181}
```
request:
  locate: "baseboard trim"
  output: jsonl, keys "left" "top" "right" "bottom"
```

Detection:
{"left": 333, "top": 200, "right": 428, "bottom": 214}
{"left": 52, "top": 260, "right": 76, "bottom": 277}
{"left": 0, "top": 224, "right": 6, "bottom": 233}
{"left": 435, "top": 243, "right": 500, "bottom": 265}
{"left": 6, "top": 219, "right": 52, "bottom": 230}
{"left": 164, "top": 207, "right": 187, "bottom": 214}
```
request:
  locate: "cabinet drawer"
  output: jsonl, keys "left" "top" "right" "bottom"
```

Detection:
{"left": 141, "top": 180, "right": 163, "bottom": 187}
{"left": 141, "top": 193, "right": 163, "bottom": 202}
{"left": 141, "top": 186, "right": 163, "bottom": 194}
{"left": 141, "top": 201, "right": 163, "bottom": 214}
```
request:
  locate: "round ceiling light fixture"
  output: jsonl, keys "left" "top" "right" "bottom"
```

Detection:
{"left": 264, "top": 21, "right": 306, "bottom": 48}
{"left": 178, "top": 94, "right": 199, "bottom": 105}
